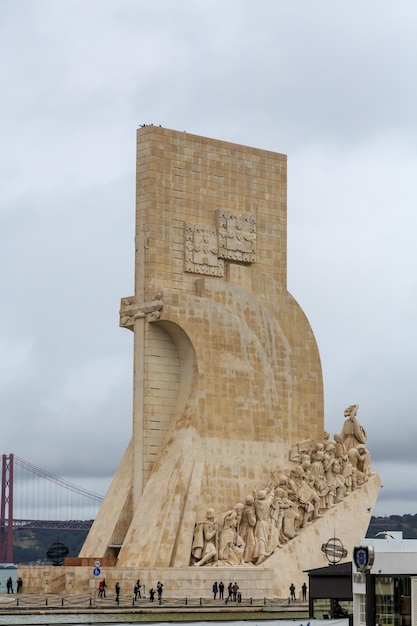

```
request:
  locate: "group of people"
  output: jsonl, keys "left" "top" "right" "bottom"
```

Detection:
{"left": 97, "top": 578, "right": 163, "bottom": 603}
{"left": 191, "top": 405, "right": 372, "bottom": 567}
{"left": 146, "top": 581, "right": 164, "bottom": 602}
{"left": 212, "top": 581, "right": 239, "bottom": 601}
{"left": 155, "top": 581, "right": 164, "bottom": 602}
{"left": 4, "top": 576, "right": 23, "bottom": 594}
{"left": 290, "top": 581, "right": 307, "bottom": 602}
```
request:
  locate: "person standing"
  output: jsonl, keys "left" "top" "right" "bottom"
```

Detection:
{"left": 102, "top": 578, "right": 107, "bottom": 598}
{"left": 290, "top": 582, "right": 296, "bottom": 601}
{"left": 219, "top": 581, "right": 224, "bottom": 599}
{"left": 149, "top": 588, "right": 155, "bottom": 602}
{"left": 302, "top": 581, "right": 307, "bottom": 601}
{"left": 212, "top": 581, "right": 218, "bottom": 599}
{"left": 115, "top": 582, "right": 120, "bottom": 605}
{"left": 228, "top": 582, "right": 233, "bottom": 600}
{"left": 232, "top": 582, "right": 239, "bottom": 601}
{"left": 157, "top": 580, "right": 164, "bottom": 602}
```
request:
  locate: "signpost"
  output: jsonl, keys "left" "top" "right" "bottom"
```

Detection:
{"left": 93, "top": 564, "right": 101, "bottom": 602}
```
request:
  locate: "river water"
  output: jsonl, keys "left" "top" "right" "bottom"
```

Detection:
{"left": 0, "top": 566, "right": 17, "bottom": 593}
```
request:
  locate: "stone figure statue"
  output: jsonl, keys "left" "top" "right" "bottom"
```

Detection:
{"left": 288, "top": 466, "right": 321, "bottom": 527}
{"left": 253, "top": 488, "right": 275, "bottom": 564}
{"left": 324, "top": 456, "right": 346, "bottom": 506}
{"left": 218, "top": 510, "right": 245, "bottom": 565}
{"left": 340, "top": 404, "right": 367, "bottom": 450}
{"left": 268, "top": 488, "right": 286, "bottom": 551}
{"left": 239, "top": 495, "right": 257, "bottom": 563}
{"left": 348, "top": 444, "right": 371, "bottom": 483}
{"left": 281, "top": 499, "right": 300, "bottom": 541}
{"left": 333, "top": 432, "right": 348, "bottom": 459}
{"left": 310, "top": 451, "right": 329, "bottom": 510}
{"left": 191, "top": 508, "right": 218, "bottom": 566}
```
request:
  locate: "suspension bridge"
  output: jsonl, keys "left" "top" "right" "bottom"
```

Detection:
{"left": 0, "top": 454, "right": 104, "bottom": 563}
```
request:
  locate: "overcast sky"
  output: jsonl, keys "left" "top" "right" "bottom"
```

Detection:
{"left": 1, "top": 0, "right": 416, "bottom": 520}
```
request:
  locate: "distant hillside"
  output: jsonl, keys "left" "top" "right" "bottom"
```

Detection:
{"left": 13, "top": 526, "right": 90, "bottom": 564}
{"left": 366, "top": 515, "right": 417, "bottom": 539}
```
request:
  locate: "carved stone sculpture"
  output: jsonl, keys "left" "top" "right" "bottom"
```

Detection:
{"left": 218, "top": 510, "right": 245, "bottom": 565}
{"left": 191, "top": 508, "right": 218, "bottom": 567}
{"left": 239, "top": 495, "right": 257, "bottom": 563}
{"left": 341, "top": 404, "right": 367, "bottom": 450}
{"left": 253, "top": 488, "right": 275, "bottom": 564}
{"left": 189, "top": 407, "right": 374, "bottom": 568}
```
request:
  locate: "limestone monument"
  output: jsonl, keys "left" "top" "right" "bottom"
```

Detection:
{"left": 20, "top": 127, "right": 381, "bottom": 597}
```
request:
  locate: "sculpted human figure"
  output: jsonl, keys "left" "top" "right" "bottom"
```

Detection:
{"left": 333, "top": 433, "right": 347, "bottom": 459}
{"left": 323, "top": 453, "right": 340, "bottom": 507}
{"left": 239, "top": 495, "right": 257, "bottom": 563}
{"left": 341, "top": 404, "right": 367, "bottom": 451}
{"left": 269, "top": 488, "right": 286, "bottom": 544}
{"left": 191, "top": 508, "right": 219, "bottom": 566}
{"left": 218, "top": 510, "right": 245, "bottom": 565}
{"left": 281, "top": 497, "right": 300, "bottom": 541}
{"left": 348, "top": 444, "right": 371, "bottom": 484}
{"left": 334, "top": 432, "right": 354, "bottom": 494}
{"left": 289, "top": 465, "right": 322, "bottom": 526}
{"left": 253, "top": 488, "right": 274, "bottom": 564}
{"left": 310, "top": 451, "right": 329, "bottom": 510}
{"left": 332, "top": 458, "right": 346, "bottom": 501}
{"left": 324, "top": 442, "right": 336, "bottom": 460}
{"left": 267, "top": 487, "right": 287, "bottom": 554}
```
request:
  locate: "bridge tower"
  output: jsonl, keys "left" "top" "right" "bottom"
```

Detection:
{"left": 0, "top": 454, "right": 14, "bottom": 563}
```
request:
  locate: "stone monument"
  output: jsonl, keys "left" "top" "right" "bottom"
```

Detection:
{"left": 20, "top": 127, "right": 381, "bottom": 597}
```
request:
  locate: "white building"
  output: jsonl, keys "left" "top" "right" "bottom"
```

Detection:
{"left": 353, "top": 532, "right": 417, "bottom": 626}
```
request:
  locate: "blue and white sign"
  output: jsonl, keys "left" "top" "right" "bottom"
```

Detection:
{"left": 93, "top": 567, "right": 101, "bottom": 577}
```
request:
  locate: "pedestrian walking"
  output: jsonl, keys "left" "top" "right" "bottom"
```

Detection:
{"left": 115, "top": 582, "right": 120, "bottom": 605}
{"left": 157, "top": 580, "right": 164, "bottom": 602}
{"left": 228, "top": 582, "right": 233, "bottom": 600}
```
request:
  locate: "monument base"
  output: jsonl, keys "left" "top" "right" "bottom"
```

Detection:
{"left": 17, "top": 563, "right": 274, "bottom": 599}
